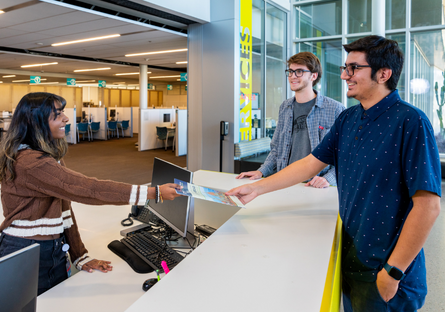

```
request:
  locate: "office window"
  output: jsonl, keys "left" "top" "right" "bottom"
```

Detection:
{"left": 410, "top": 30, "right": 445, "bottom": 153}
{"left": 250, "top": 0, "right": 287, "bottom": 140}
{"left": 296, "top": 40, "right": 343, "bottom": 103}
{"left": 294, "top": 1, "right": 342, "bottom": 39}
{"left": 265, "top": 3, "right": 287, "bottom": 128}
{"left": 385, "top": 0, "right": 406, "bottom": 30}
{"left": 411, "top": 0, "right": 445, "bottom": 27}
{"left": 348, "top": 0, "right": 372, "bottom": 34}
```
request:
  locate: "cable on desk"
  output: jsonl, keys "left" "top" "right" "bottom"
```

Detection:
{"left": 121, "top": 213, "right": 134, "bottom": 226}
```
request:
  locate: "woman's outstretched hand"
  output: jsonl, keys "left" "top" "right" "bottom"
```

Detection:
{"left": 159, "top": 183, "right": 183, "bottom": 201}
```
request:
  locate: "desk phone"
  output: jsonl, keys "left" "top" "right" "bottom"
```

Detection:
{"left": 131, "top": 205, "right": 151, "bottom": 224}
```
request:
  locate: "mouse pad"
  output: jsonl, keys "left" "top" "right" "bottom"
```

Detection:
{"left": 107, "top": 240, "right": 154, "bottom": 274}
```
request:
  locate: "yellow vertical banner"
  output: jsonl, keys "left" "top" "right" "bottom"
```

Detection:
{"left": 240, "top": 0, "right": 252, "bottom": 141}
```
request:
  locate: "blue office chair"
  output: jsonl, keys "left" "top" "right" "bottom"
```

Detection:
{"left": 107, "top": 121, "right": 118, "bottom": 139}
{"left": 90, "top": 122, "right": 100, "bottom": 141}
{"left": 120, "top": 120, "right": 129, "bottom": 137}
{"left": 77, "top": 122, "right": 90, "bottom": 142}
{"left": 156, "top": 126, "right": 174, "bottom": 150}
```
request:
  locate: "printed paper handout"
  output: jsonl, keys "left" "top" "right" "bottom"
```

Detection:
{"left": 174, "top": 179, "right": 246, "bottom": 208}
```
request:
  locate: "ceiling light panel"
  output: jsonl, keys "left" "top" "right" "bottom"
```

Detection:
{"left": 52, "top": 34, "right": 121, "bottom": 46}
{"left": 74, "top": 68, "right": 111, "bottom": 72}
{"left": 125, "top": 48, "right": 187, "bottom": 57}
{"left": 21, "top": 62, "right": 58, "bottom": 68}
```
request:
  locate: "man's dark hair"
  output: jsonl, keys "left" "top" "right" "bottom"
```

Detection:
{"left": 287, "top": 52, "right": 322, "bottom": 86}
{"left": 343, "top": 35, "right": 404, "bottom": 91}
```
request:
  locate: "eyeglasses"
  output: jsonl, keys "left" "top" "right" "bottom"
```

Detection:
{"left": 285, "top": 69, "right": 311, "bottom": 77}
{"left": 339, "top": 64, "right": 371, "bottom": 76}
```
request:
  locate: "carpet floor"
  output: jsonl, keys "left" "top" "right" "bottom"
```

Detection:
{"left": 63, "top": 134, "right": 187, "bottom": 185}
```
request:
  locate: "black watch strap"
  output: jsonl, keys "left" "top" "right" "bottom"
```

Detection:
{"left": 383, "top": 263, "right": 406, "bottom": 281}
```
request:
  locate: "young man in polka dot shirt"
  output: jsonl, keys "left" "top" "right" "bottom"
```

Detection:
{"left": 227, "top": 36, "right": 441, "bottom": 311}
{"left": 236, "top": 52, "right": 345, "bottom": 188}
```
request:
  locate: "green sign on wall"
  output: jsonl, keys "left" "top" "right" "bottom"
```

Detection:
{"left": 30, "top": 76, "right": 41, "bottom": 84}
{"left": 98, "top": 80, "right": 106, "bottom": 88}
{"left": 167, "top": 85, "right": 173, "bottom": 90}
{"left": 148, "top": 83, "right": 154, "bottom": 90}
{"left": 180, "top": 73, "right": 187, "bottom": 81}
{"left": 67, "top": 78, "right": 76, "bottom": 86}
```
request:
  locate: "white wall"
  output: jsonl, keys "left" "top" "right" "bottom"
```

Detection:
{"left": 176, "top": 109, "right": 187, "bottom": 156}
{"left": 82, "top": 107, "right": 107, "bottom": 140}
{"left": 65, "top": 108, "right": 77, "bottom": 144}
{"left": 141, "top": 0, "right": 210, "bottom": 23}
{"left": 187, "top": 0, "right": 239, "bottom": 172}
{"left": 139, "top": 108, "right": 175, "bottom": 151}
{"left": 82, "top": 86, "right": 99, "bottom": 105}
{"left": 133, "top": 109, "right": 139, "bottom": 134}
{"left": 112, "top": 107, "right": 133, "bottom": 137}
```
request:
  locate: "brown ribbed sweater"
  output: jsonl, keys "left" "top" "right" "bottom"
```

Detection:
{"left": 0, "top": 149, "right": 148, "bottom": 267}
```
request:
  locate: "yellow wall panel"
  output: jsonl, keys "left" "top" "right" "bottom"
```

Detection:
{"left": 121, "top": 90, "right": 130, "bottom": 107}
{"left": 110, "top": 89, "right": 120, "bottom": 106}
{"left": 0, "top": 84, "right": 13, "bottom": 111}
{"left": 131, "top": 90, "right": 139, "bottom": 106}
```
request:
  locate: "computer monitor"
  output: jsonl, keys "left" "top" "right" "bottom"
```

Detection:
{"left": 163, "top": 113, "right": 170, "bottom": 123}
{"left": 0, "top": 243, "right": 40, "bottom": 312}
{"left": 110, "top": 109, "right": 116, "bottom": 118}
{"left": 147, "top": 158, "right": 194, "bottom": 248}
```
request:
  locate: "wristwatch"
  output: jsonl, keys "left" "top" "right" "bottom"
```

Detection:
{"left": 383, "top": 263, "right": 406, "bottom": 281}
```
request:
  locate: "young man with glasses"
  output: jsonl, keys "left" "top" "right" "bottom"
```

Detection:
{"left": 228, "top": 36, "right": 441, "bottom": 311}
{"left": 236, "top": 52, "right": 344, "bottom": 188}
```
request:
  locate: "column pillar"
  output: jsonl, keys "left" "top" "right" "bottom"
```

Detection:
{"left": 372, "top": 0, "right": 385, "bottom": 36}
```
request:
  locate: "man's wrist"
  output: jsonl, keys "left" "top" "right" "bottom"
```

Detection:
{"left": 383, "top": 263, "right": 406, "bottom": 281}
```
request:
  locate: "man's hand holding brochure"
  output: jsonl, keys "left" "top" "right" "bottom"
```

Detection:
{"left": 174, "top": 179, "right": 246, "bottom": 208}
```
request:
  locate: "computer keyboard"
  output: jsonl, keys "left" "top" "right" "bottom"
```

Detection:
{"left": 121, "top": 230, "right": 184, "bottom": 271}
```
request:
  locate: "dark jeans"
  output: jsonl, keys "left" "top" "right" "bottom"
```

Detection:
{"left": 343, "top": 275, "right": 425, "bottom": 312}
{"left": 0, "top": 233, "right": 68, "bottom": 295}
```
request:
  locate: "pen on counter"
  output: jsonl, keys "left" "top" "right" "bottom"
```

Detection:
{"left": 161, "top": 261, "right": 170, "bottom": 274}
{"left": 156, "top": 269, "right": 160, "bottom": 281}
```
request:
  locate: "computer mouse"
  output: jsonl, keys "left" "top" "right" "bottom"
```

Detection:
{"left": 142, "top": 278, "right": 158, "bottom": 291}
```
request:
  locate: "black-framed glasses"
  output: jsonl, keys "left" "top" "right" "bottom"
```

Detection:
{"left": 339, "top": 64, "right": 371, "bottom": 76}
{"left": 285, "top": 69, "right": 311, "bottom": 77}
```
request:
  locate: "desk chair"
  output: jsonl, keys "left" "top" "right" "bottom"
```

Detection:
{"left": 156, "top": 126, "right": 174, "bottom": 150}
{"left": 90, "top": 122, "right": 100, "bottom": 141}
{"left": 65, "top": 123, "right": 71, "bottom": 137}
{"left": 77, "top": 122, "right": 90, "bottom": 142}
{"left": 108, "top": 121, "right": 118, "bottom": 139}
{"left": 120, "top": 120, "right": 129, "bottom": 137}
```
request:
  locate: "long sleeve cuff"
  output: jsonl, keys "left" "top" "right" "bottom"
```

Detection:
{"left": 73, "top": 253, "right": 91, "bottom": 271}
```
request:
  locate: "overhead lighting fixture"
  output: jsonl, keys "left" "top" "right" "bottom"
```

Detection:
{"left": 12, "top": 79, "right": 47, "bottom": 83}
{"left": 76, "top": 80, "right": 96, "bottom": 83}
{"left": 149, "top": 75, "right": 181, "bottom": 79}
{"left": 176, "top": 61, "right": 188, "bottom": 64}
{"left": 21, "top": 62, "right": 58, "bottom": 68}
{"left": 115, "top": 72, "right": 152, "bottom": 76}
{"left": 0, "top": 10, "right": 4, "bottom": 14}
{"left": 2, "top": 75, "right": 16, "bottom": 78}
{"left": 0, "top": 81, "right": 3, "bottom": 83}
{"left": 74, "top": 68, "right": 111, "bottom": 72}
{"left": 125, "top": 48, "right": 187, "bottom": 57}
{"left": 38, "top": 82, "right": 59, "bottom": 85}
{"left": 52, "top": 34, "right": 120, "bottom": 46}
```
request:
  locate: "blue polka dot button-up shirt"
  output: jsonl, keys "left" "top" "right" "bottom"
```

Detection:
{"left": 312, "top": 90, "right": 441, "bottom": 299}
